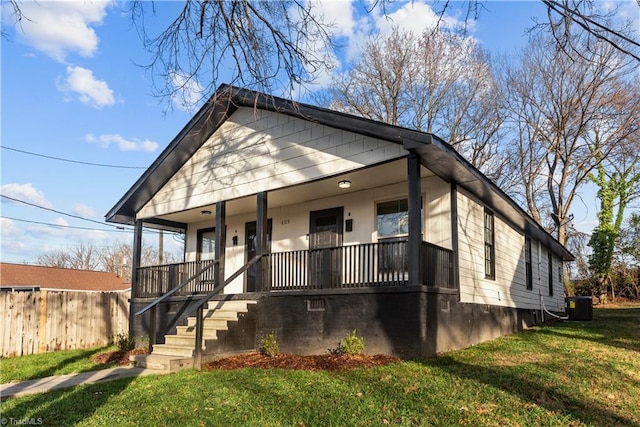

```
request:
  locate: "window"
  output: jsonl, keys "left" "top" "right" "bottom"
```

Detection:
{"left": 558, "top": 265, "right": 563, "bottom": 293}
{"left": 484, "top": 209, "right": 495, "bottom": 279}
{"left": 525, "top": 236, "right": 533, "bottom": 290}
{"left": 377, "top": 199, "right": 409, "bottom": 238}
{"left": 376, "top": 199, "right": 411, "bottom": 277}
{"left": 197, "top": 228, "right": 216, "bottom": 261}
{"left": 548, "top": 251, "right": 554, "bottom": 296}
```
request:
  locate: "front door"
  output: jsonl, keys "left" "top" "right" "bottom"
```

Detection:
{"left": 245, "top": 220, "right": 272, "bottom": 292}
{"left": 309, "top": 207, "right": 343, "bottom": 288}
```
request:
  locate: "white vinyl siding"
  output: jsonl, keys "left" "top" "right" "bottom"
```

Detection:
{"left": 139, "top": 108, "right": 406, "bottom": 219}
{"left": 458, "top": 189, "right": 557, "bottom": 309}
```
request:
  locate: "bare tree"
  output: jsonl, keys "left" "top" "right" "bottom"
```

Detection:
{"left": 126, "top": 0, "right": 334, "bottom": 108}
{"left": 36, "top": 242, "right": 100, "bottom": 270}
{"left": 503, "top": 32, "right": 638, "bottom": 245}
{"left": 35, "top": 251, "right": 72, "bottom": 269}
{"left": 537, "top": 0, "right": 640, "bottom": 62}
{"left": 321, "top": 27, "right": 506, "bottom": 183}
{"left": 100, "top": 243, "right": 133, "bottom": 280}
{"left": 37, "top": 240, "right": 184, "bottom": 279}
{"left": 4, "top": 1, "right": 637, "bottom": 107}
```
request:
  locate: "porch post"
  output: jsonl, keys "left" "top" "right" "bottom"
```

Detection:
{"left": 450, "top": 183, "right": 460, "bottom": 290}
{"left": 130, "top": 220, "right": 145, "bottom": 344}
{"left": 255, "top": 191, "right": 269, "bottom": 291}
{"left": 407, "top": 152, "right": 422, "bottom": 287}
{"left": 215, "top": 201, "right": 227, "bottom": 287}
{"left": 131, "top": 220, "right": 143, "bottom": 297}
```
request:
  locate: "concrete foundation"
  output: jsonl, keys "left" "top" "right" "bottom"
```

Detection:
{"left": 130, "top": 287, "right": 543, "bottom": 359}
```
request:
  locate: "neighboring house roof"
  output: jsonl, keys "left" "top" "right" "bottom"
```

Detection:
{"left": 105, "top": 84, "right": 574, "bottom": 261}
{"left": 0, "top": 263, "right": 130, "bottom": 291}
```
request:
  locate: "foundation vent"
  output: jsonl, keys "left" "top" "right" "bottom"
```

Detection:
{"left": 306, "top": 298, "right": 326, "bottom": 312}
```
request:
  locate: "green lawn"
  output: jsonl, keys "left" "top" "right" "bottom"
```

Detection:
{"left": 1, "top": 304, "right": 639, "bottom": 426}
{"left": 0, "top": 346, "right": 117, "bottom": 383}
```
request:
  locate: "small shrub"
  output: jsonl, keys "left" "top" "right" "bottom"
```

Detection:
{"left": 259, "top": 332, "right": 280, "bottom": 357}
{"left": 329, "top": 329, "right": 365, "bottom": 356}
{"left": 113, "top": 333, "right": 134, "bottom": 351}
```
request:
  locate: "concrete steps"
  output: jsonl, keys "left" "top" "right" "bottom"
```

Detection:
{"left": 132, "top": 299, "right": 256, "bottom": 372}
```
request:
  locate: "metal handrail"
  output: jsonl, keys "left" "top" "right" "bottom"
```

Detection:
{"left": 182, "top": 254, "right": 263, "bottom": 318}
{"left": 135, "top": 259, "right": 219, "bottom": 316}
{"left": 181, "top": 254, "right": 263, "bottom": 369}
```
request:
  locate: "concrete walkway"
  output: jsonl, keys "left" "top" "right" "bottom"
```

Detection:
{"left": 1, "top": 366, "right": 167, "bottom": 399}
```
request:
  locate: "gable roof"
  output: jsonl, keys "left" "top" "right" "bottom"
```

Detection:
{"left": 106, "top": 84, "right": 574, "bottom": 261}
{"left": 0, "top": 263, "right": 130, "bottom": 292}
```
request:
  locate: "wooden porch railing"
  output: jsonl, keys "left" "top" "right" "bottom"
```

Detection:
{"left": 135, "top": 240, "right": 455, "bottom": 298}
{"left": 269, "top": 240, "right": 454, "bottom": 290}
{"left": 135, "top": 260, "right": 217, "bottom": 298}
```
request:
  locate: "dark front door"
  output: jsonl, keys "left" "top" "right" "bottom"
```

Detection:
{"left": 309, "top": 207, "right": 343, "bottom": 288}
{"left": 245, "top": 220, "right": 272, "bottom": 292}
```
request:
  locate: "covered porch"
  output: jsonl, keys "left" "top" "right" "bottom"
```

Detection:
{"left": 128, "top": 155, "right": 460, "bottom": 304}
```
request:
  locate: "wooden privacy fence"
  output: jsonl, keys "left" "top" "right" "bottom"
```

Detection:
{"left": 0, "top": 290, "right": 129, "bottom": 357}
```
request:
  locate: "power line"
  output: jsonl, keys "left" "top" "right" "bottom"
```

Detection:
{"left": 1, "top": 194, "right": 178, "bottom": 236}
{"left": 1, "top": 145, "right": 147, "bottom": 169}
{"left": 1, "top": 194, "right": 123, "bottom": 229}
{"left": 1, "top": 216, "right": 133, "bottom": 233}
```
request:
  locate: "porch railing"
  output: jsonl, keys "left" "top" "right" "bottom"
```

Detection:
{"left": 269, "top": 240, "right": 454, "bottom": 290}
{"left": 135, "top": 260, "right": 217, "bottom": 298}
{"left": 135, "top": 240, "right": 455, "bottom": 298}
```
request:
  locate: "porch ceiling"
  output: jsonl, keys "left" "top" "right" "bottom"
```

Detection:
{"left": 156, "top": 160, "right": 434, "bottom": 223}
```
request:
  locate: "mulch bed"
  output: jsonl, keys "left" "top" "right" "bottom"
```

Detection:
{"left": 92, "top": 348, "right": 148, "bottom": 365}
{"left": 92, "top": 349, "right": 400, "bottom": 371}
{"left": 204, "top": 352, "right": 400, "bottom": 371}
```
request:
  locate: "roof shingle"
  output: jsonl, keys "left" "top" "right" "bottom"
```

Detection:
{"left": 0, "top": 263, "right": 130, "bottom": 291}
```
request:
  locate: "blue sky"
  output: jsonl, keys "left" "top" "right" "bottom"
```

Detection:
{"left": 1, "top": 1, "right": 636, "bottom": 264}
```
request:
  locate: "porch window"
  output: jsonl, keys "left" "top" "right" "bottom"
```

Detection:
{"left": 484, "top": 209, "right": 495, "bottom": 279}
{"left": 377, "top": 199, "right": 409, "bottom": 277}
{"left": 525, "top": 236, "right": 533, "bottom": 290}
{"left": 377, "top": 199, "right": 409, "bottom": 238}
{"left": 548, "top": 251, "right": 554, "bottom": 296}
{"left": 197, "top": 228, "right": 216, "bottom": 261}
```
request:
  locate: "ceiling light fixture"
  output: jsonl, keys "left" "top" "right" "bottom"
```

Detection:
{"left": 201, "top": 210, "right": 212, "bottom": 215}
{"left": 338, "top": 180, "right": 351, "bottom": 189}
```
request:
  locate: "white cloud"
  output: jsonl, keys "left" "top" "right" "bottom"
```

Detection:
{"left": 0, "top": 217, "right": 19, "bottom": 237}
{"left": 1, "top": 183, "right": 53, "bottom": 208}
{"left": 373, "top": 2, "right": 451, "bottom": 35}
{"left": 574, "top": 220, "right": 598, "bottom": 234}
{"left": 29, "top": 217, "right": 72, "bottom": 237}
{"left": 71, "top": 203, "right": 98, "bottom": 218}
{"left": 52, "top": 217, "right": 69, "bottom": 227}
{"left": 58, "top": 66, "right": 115, "bottom": 108}
{"left": 170, "top": 72, "right": 204, "bottom": 112}
{"left": 7, "top": 0, "right": 111, "bottom": 62}
{"left": 314, "top": 0, "right": 356, "bottom": 38}
{"left": 85, "top": 133, "right": 159, "bottom": 152}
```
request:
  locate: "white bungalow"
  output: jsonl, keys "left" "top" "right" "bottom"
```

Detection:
{"left": 107, "top": 85, "right": 573, "bottom": 370}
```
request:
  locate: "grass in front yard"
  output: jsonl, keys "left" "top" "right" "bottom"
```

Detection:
{"left": 1, "top": 346, "right": 117, "bottom": 383}
{"left": 2, "top": 304, "right": 639, "bottom": 426}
